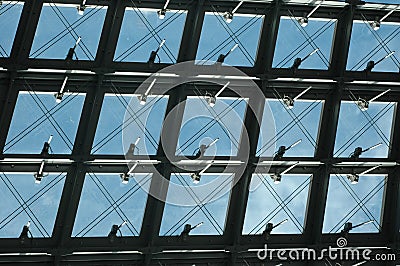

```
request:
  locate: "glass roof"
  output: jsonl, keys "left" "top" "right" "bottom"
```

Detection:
{"left": 347, "top": 21, "right": 400, "bottom": 72}
{"left": 0, "top": 2, "right": 23, "bottom": 57}
{"left": 5, "top": 91, "right": 85, "bottom": 154}
{"left": 114, "top": 8, "right": 187, "bottom": 63}
{"left": 243, "top": 174, "right": 311, "bottom": 235}
{"left": 30, "top": 3, "right": 107, "bottom": 60}
{"left": 176, "top": 96, "right": 247, "bottom": 157}
{"left": 73, "top": 173, "right": 151, "bottom": 237}
{"left": 334, "top": 101, "right": 395, "bottom": 158}
{"left": 159, "top": 173, "right": 233, "bottom": 236}
{"left": 0, "top": 173, "right": 66, "bottom": 238}
{"left": 92, "top": 93, "right": 168, "bottom": 155}
{"left": 196, "top": 12, "right": 264, "bottom": 66}
{"left": 257, "top": 99, "right": 323, "bottom": 157}
{"left": 323, "top": 174, "right": 386, "bottom": 233}
{"left": 273, "top": 17, "right": 336, "bottom": 69}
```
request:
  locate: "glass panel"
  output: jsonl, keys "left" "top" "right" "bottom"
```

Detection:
{"left": 243, "top": 174, "right": 311, "bottom": 235}
{"left": 5, "top": 92, "right": 85, "bottom": 154}
{"left": 196, "top": 13, "right": 264, "bottom": 66}
{"left": 323, "top": 174, "right": 385, "bottom": 233}
{"left": 176, "top": 96, "right": 247, "bottom": 157}
{"left": 159, "top": 173, "right": 233, "bottom": 236}
{"left": 92, "top": 94, "right": 168, "bottom": 155}
{"left": 0, "top": 173, "right": 66, "bottom": 238}
{"left": 30, "top": 3, "right": 107, "bottom": 60}
{"left": 273, "top": 17, "right": 336, "bottom": 69}
{"left": 0, "top": 1, "right": 24, "bottom": 57}
{"left": 257, "top": 99, "right": 323, "bottom": 157}
{"left": 334, "top": 101, "right": 395, "bottom": 158}
{"left": 72, "top": 173, "right": 151, "bottom": 237}
{"left": 347, "top": 21, "right": 400, "bottom": 72}
{"left": 114, "top": 8, "right": 186, "bottom": 63}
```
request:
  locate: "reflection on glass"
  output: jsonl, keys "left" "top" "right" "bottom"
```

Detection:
{"left": 243, "top": 174, "right": 311, "bottom": 235}
{"left": 273, "top": 17, "right": 336, "bottom": 69}
{"left": 114, "top": 8, "right": 186, "bottom": 63}
{"left": 5, "top": 92, "right": 85, "bottom": 154}
{"left": 0, "top": 173, "right": 66, "bottom": 238}
{"left": 176, "top": 96, "right": 247, "bottom": 157}
{"left": 72, "top": 173, "right": 151, "bottom": 237}
{"left": 197, "top": 13, "right": 263, "bottom": 66}
{"left": 347, "top": 21, "right": 400, "bottom": 72}
{"left": 30, "top": 4, "right": 107, "bottom": 59}
{"left": 323, "top": 174, "right": 385, "bottom": 233}
{"left": 257, "top": 99, "right": 322, "bottom": 157}
{"left": 92, "top": 94, "right": 168, "bottom": 155}
{"left": 334, "top": 101, "right": 395, "bottom": 158}
{"left": 0, "top": 2, "right": 24, "bottom": 57}
{"left": 159, "top": 173, "right": 233, "bottom": 236}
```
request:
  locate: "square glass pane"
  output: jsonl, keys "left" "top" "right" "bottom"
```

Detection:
{"left": 347, "top": 21, "right": 400, "bottom": 72}
{"left": 159, "top": 173, "right": 233, "bottom": 236}
{"left": 176, "top": 96, "right": 247, "bottom": 157}
{"left": 196, "top": 13, "right": 264, "bottom": 66}
{"left": 273, "top": 17, "right": 336, "bottom": 69}
{"left": 92, "top": 94, "right": 168, "bottom": 155}
{"left": 30, "top": 3, "right": 107, "bottom": 60}
{"left": 114, "top": 8, "right": 186, "bottom": 63}
{"left": 334, "top": 101, "right": 395, "bottom": 158}
{"left": 243, "top": 174, "right": 311, "bottom": 235}
{"left": 5, "top": 92, "right": 85, "bottom": 154}
{"left": 323, "top": 174, "right": 386, "bottom": 233}
{"left": 0, "top": 173, "right": 66, "bottom": 238}
{"left": 72, "top": 173, "right": 152, "bottom": 237}
{"left": 257, "top": 99, "right": 323, "bottom": 157}
{"left": 0, "top": 1, "right": 24, "bottom": 57}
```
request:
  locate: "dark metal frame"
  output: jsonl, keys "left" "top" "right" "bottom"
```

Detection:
{"left": 0, "top": 0, "right": 399, "bottom": 265}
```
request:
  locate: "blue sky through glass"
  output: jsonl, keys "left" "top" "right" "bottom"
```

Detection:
{"left": 159, "top": 173, "right": 233, "bottom": 236}
{"left": 177, "top": 96, "right": 247, "bottom": 157}
{"left": 30, "top": 4, "right": 107, "bottom": 60}
{"left": 5, "top": 92, "right": 85, "bottom": 154}
{"left": 257, "top": 99, "right": 323, "bottom": 157}
{"left": 114, "top": 8, "right": 186, "bottom": 63}
{"left": 347, "top": 21, "right": 400, "bottom": 72}
{"left": 197, "top": 13, "right": 263, "bottom": 66}
{"left": 0, "top": 173, "right": 66, "bottom": 238}
{"left": 93, "top": 94, "right": 168, "bottom": 155}
{"left": 323, "top": 174, "right": 386, "bottom": 234}
{"left": 0, "top": 2, "right": 23, "bottom": 57}
{"left": 72, "top": 173, "right": 151, "bottom": 237}
{"left": 334, "top": 101, "right": 395, "bottom": 158}
{"left": 243, "top": 174, "right": 311, "bottom": 235}
{"left": 273, "top": 17, "right": 335, "bottom": 69}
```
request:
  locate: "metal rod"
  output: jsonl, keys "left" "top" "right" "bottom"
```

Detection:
{"left": 127, "top": 162, "right": 139, "bottom": 175}
{"left": 163, "top": 0, "right": 170, "bottom": 10}
{"left": 144, "top": 79, "right": 156, "bottom": 96}
{"left": 293, "top": 86, "right": 312, "bottom": 101}
{"left": 215, "top": 82, "right": 230, "bottom": 98}
{"left": 60, "top": 76, "right": 68, "bottom": 93}
{"left": 359, "top": 164, "right": 381, "bottom": 176}
{"left": 380, "top": 7, "right": 397, "bottom": 22}
{"left": 281, "top": 162, "right": 299, "bottom": 175}
{"left": 272, "top": 218, "right": 288, "bottom": 229}
{"left": 287, "top": 139, "right": 302, "bottom": 150}
{"left": 199, "top": 162, "right": 213, "bottom": 175}
{"left": 232, "top": 1, "right": 244, "bottom": 14}
{"left": 134, "top": 137, "right": 141, "bottom": 146}
{"left": 369, "top": 89, "right": 391, "bottom": 103}
{"left": 307, "top": 0, "right": 324, "bottom": 18}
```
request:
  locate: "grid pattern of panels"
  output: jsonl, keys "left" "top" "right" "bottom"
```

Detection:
{"left": 0, "top": 0, "right": 400, "bottom": 265}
